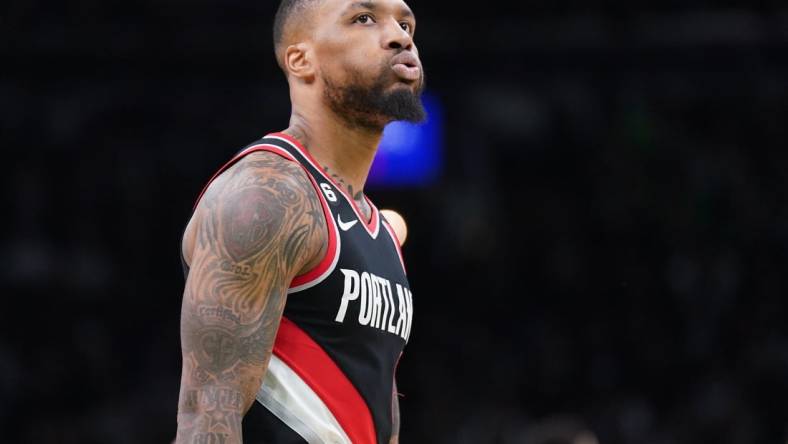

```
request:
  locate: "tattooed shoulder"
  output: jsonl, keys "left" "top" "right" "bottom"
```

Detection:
{"left": 194, "top": 151, "right": 328, "bottom": 278}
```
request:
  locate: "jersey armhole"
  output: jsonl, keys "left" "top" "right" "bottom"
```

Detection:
{"left": 187, "top": 144, "right": 339, "bottom": 290}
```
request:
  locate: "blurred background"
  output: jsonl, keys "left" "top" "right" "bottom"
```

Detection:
{"left": 3, "top": 0, "right": 788, "bottom": 443}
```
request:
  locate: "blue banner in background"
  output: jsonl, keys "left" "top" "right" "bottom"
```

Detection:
{"left": 368, "top": 91, "right": 443, "bottom": 187}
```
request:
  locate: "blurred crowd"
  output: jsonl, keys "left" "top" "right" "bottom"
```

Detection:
{"left": 3, "top": 1, "right": 788, "bottom": 443}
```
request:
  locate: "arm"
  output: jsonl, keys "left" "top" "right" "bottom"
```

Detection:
{"left": 380, "top": 209, "right": 408, "bottom": 246}
{"left": 390, "top": 380, "right": 400, "bottom": 444}
{"left": 175, "top": 152, "right": 326, "bottom": 444}
{"left": 384, "top": 209, "right": 405, "bottom": 444}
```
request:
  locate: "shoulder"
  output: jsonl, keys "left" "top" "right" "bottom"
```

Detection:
{"left": 206, "top": 150, "right": 312, "bottom": 198}
{"left": 191, "top": 150, "right": 328, "bottom": 275}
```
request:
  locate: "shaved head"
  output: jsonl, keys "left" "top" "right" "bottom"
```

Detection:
{"left": 273, "top": 0, "right": 322, "bottom": 71}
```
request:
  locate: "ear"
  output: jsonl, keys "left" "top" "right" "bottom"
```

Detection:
{"left": 284, "top": 43, "right": 316, "bottom": 82}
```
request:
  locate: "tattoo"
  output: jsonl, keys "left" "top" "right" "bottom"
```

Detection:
{"left": 283, "top": 119, "right": 312, "bottom": 149}
{"left": 180, "top": 387, "right": 244, "bottom": 413}
{"left": 192, "top": 432, "right": 230, "bottom": 444}
{"left": 176, "top": 152, "right": 327, "bottom": 444}
{"left": 284, "top": 225, "right": 311, "bottom": 269}
{"left": 321, "top": 165, "right": 372, "bottom": 221}
{"left": 284, "top": 124, "right": 371, "bottom": 220}
{"left": 221, "top": 187, "right": 285, "bottom": 262}
{"left": 347, "top": 184, "right": 364, "bottom": 201}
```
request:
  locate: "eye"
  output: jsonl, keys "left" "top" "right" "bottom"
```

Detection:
{"left": 354, "top": 14, "right": 376, "bottom": 25}
{"left": 399, "top": 22, "right": 411, "bottom": 33}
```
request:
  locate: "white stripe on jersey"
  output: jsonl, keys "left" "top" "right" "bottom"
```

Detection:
{"left": 256, "top": 355, "right": 352, "bottom": 444}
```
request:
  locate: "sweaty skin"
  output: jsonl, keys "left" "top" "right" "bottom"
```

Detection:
{"left": 176, "top": 0, "right": 421, "bottom": 442}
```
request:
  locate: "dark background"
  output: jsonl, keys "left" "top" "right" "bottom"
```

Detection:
{"left": 3, "top": 1, "right": 788, "bottom": 443}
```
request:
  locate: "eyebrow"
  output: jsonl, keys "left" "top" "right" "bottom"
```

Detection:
{"left": 344, "top": 1, "right": 415, "bottom": 19}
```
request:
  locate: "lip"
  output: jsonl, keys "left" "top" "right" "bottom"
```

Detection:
{"left": 390, "top": 52, "right": 421, "bottom": 82}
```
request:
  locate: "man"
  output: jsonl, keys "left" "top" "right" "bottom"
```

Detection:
{"left": 175, "top": 0, "right": 424, "bottom": 442}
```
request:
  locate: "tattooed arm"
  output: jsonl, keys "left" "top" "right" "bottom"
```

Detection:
{"left": 176, "top": 152, "right": 327, "bottom": 444}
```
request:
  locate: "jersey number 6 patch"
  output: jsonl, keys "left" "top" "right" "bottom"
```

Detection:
{"left": 320, "top": 183, "right": 338, "bottom": 202}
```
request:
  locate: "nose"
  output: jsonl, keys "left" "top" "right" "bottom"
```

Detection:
{"left": 383, "top": 18, "right": 413, "bottom": 50}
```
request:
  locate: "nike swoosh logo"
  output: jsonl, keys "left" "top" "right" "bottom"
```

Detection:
{"left": 337, "top": 214, "right": 359, "bottom": 232}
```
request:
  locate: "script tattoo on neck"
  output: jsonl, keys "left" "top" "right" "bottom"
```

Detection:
{"left": 176, "top": 151, "right": 327, "bottom": 444}
{"left": 322, "top": 166, "right": 372, "bottom": 221}
{"left": 282, "top": 126, "right": 371, "bottom": 221}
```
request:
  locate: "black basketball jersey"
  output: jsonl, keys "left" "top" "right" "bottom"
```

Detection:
{"left": 182, "top": 132, "right": 414, "bottom": 444}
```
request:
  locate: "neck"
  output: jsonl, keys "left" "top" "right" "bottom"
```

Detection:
{"left": 283, "top": 103, "right": 383, "bottom": 201}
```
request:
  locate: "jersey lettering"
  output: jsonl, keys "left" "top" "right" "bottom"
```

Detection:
{"left": 335, "top": 269, "right": 360, "bottom": 322}
{"left": 335, "top": 268, "right": 413, "bottom": 341}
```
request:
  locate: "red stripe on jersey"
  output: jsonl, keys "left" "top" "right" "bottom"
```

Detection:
{"left": 269, "top": 132, "right": 380, "bottom": 237}
{"left": 273, "top": 317, "right": 377, "bottom": 444}
{"left": 190, "top": 145, "right": 338, "bottom": 291}
{"left": 287, "top": 157, "right": 339, "bottom": 290}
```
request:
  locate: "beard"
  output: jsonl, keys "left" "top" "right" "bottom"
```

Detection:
{"left": 322, "top": 60, "right": 426, "bottom": 131}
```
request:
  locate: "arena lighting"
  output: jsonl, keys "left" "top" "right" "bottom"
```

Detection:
{"left": 368, "top": 91, "right": 443, "bottom": 187}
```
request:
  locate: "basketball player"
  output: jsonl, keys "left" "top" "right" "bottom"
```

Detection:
{"left": 175, "top": 0, "right": 424, "bottom": 442}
